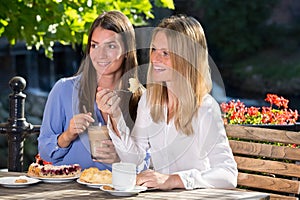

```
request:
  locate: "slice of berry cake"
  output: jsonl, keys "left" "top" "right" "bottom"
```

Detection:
{"left": 27, "top": 154, "right": 81, "bottom": 178}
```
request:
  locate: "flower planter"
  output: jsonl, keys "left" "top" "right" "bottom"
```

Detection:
{"left": 220, "top": 94, "right": 299, "bottom": 131}
{"left": 243, "top": 122, "right": 300, "bottom": 131}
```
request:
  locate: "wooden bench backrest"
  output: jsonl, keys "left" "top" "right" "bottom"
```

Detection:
{"left": 225, "top": 125, "right": 300, "bottom": 200}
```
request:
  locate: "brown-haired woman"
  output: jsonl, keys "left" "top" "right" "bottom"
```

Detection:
{"left": 38, "top": 11, "right": 143, "bottom": 171}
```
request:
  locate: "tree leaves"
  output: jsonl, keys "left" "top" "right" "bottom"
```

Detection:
{"left": 0, "top": 0, "right": 174, "bottom": 58}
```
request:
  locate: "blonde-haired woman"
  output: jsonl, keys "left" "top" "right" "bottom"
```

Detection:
{"left": 109, "top": 15, "right": 238, "bottom": 189}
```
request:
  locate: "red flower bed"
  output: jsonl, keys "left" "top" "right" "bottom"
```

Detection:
{"left": 220, "top": 94, "right": 298, "bottom": 125}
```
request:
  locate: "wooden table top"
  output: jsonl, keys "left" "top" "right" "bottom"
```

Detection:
{"left": 0, "top": 171, "right": 270, "bottom": 200}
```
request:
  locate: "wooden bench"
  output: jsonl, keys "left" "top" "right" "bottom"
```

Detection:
{"left": 225, "top": 125, "right": 300, "bottom": 200}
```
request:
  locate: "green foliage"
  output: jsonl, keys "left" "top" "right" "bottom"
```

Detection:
{"left": 0, "top": 0, "right": 174, "bottom": 58}
{"left": 196, "top": 0, "right": 278, "bottom": 61}
{"left": 231, "top": 45, "right": 300, "bottom": 82}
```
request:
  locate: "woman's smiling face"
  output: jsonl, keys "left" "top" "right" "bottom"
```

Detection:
{"left": 150, "top": 31, "right": 173, "bottom": 83}
{"left": 89, "top": 27, "right": 125, "bottom": 76}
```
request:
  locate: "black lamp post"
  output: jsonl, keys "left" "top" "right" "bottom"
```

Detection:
{"left": 0, "top": 76, "right": 40, "bottom": 172}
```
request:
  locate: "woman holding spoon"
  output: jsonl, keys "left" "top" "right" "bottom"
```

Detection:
{"left": 108, "top": 14, "right": 237, "bottom": 189}
{"left": 38, "top": 11, "right": 144, "bottom": 170}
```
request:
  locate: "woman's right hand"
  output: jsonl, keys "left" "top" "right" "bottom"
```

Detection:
{"left": 58, "top": 113, "right": 95, "bottom": 148}
{"left": 96, "top": 88, "right": 121, "bottom": 120}
{"left": 96, "top": 88, "right": 122, "bottom": 137}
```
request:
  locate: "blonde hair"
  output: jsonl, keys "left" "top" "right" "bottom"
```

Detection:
{"left": 147, "top": 15, "right": 212, "bottom": 135}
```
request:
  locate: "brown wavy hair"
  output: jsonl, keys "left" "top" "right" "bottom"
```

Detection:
{"left": 75, "top": 10, "right": 140, "bottom": 127}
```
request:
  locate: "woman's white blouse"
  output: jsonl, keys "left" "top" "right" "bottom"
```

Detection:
{"left": 108, "top": 93, "right": 238, "bottom": 189}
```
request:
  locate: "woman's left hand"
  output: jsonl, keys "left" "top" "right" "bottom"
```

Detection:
{"left": 93, "top": 140, "right": 120, "bottom": 164}
{"left": 136, "top": 169, "right": 178, "bottom": 190}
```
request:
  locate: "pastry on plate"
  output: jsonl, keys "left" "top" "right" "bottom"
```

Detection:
{"left": 27, "top": 154, "right": 81, "bottom": 178}
{"left": 79, "top": 167, "right": 112, "bottom": 184}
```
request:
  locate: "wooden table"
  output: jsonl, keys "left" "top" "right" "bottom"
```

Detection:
{"left": 0, "top": 171, "right": 270, "bottom": 200}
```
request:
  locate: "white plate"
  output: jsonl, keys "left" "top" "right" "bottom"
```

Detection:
{"left": 100, "top": 184, "right": 147, "bottom": 196}
{"left": 0, "top": 176, "right": 40, "bottom": 188}
{"left": 76, "top": 178, "right": 106, "bottom": 188}
{"left": 28, "top": 175, "right": 79, "bottom": 183}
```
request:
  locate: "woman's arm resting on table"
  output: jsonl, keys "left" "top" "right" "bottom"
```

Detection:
{"left": 136, "top": 170, "right": 184, "bottom": 190}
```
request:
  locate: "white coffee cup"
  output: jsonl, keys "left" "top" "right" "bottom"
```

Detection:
{"left": 87, "top": 125, "right": 110, "bottom": 160}
{"left": 112, "top": 162, "right": 137, "bottom": 191}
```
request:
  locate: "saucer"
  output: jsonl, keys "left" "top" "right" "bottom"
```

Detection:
{"left": 0, "top": 176, "right": 40, "bottom": 188}
{"left": 100, "top": 184, "right": 147, "bottom": 196}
